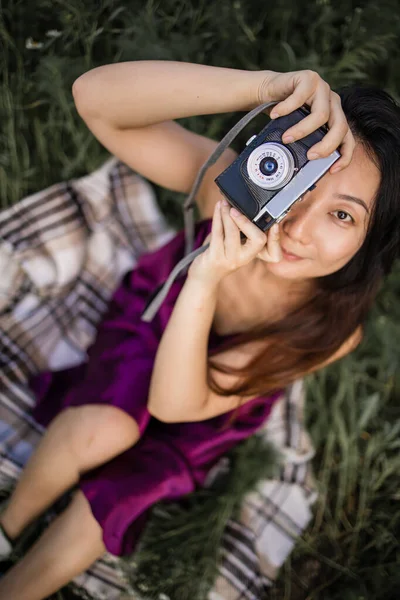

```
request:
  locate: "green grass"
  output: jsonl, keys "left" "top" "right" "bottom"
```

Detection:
{"left": 1, "top": 1, "right": 400, "bottom": 598}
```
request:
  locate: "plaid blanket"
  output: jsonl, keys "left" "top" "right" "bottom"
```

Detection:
{"left": 0, "top": 156, "right": 318, "bottom": 599}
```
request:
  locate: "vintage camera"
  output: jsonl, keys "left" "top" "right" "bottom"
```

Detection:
{"left": 215, "top": 106, "right": 340, "bottom": 231}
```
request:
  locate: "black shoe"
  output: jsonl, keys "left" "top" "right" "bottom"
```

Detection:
{"left": 0, "top": 557, "right": 14, "bottom": 577}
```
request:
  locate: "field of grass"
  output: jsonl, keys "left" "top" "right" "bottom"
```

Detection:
{"left": 1, "top": 1, "right": 399, "bottom": 598}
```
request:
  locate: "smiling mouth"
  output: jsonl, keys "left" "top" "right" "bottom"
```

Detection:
{"left": 281, "top": 246, "right": 304, "bottom": 261}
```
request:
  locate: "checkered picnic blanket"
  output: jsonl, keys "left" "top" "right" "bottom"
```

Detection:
{"left": 0, "top": 156, "right": 318, "bottom": 599}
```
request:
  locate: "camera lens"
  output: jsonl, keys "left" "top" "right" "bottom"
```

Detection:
{"left": 260, "top": 157, "right": 278, "bottom": 176}
{"left": 247, "top": 143, "right": 295, "bottom": 190}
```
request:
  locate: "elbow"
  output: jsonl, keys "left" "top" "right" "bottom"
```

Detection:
{"left": 72, "top": 74, "right": 98, "bottom": 120}
{"left": 72, "top": 80, "right": 90, "bottom": 118}
{"left": 71, "top": 78, "right": 87, "bottom": 118}
{"left": 71, "top": 75, "right": 84, "bottom": 99}
{"left": 72, "top": 65, "right": 115, "bottom": 120}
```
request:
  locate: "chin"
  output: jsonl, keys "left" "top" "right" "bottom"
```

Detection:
{"left": 267, "top": 261, "right": 325, "bottom": 283}
{"left": 264, "top": 259, "right": 313, "bottom": 281}
{"left": 266, "top": 260, "right": 304, "bottom": 279}
{"left": 266, "top": 259, "right": 349, "bottom": 282}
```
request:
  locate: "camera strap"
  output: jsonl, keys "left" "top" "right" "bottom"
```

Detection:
{"left": 140, "top": 100, "right": 277, "bottom": 322}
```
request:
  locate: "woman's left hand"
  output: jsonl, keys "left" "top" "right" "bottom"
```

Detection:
{"left": 187, "top": 198, "right": 282, "bottom": 286}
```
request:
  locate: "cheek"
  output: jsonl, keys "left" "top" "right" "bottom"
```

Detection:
{"left": 315, "top": 229, "right": 364, "bottom": 272}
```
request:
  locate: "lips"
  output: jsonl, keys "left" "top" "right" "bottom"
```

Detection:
{"left": 281, "top": 246, "right": 304, "bottom": 261}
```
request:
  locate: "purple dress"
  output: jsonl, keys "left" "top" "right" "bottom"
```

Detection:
{"left": 29, "top": 218, "right": 282, "bottom": 556}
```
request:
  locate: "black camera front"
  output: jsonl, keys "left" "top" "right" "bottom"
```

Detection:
{"left": 215, "top": 106, "right": 340, "bottom": 232}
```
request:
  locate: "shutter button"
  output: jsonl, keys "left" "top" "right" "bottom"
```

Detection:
{"left": 245, "top": 135, "right": 257, "bottom": 146}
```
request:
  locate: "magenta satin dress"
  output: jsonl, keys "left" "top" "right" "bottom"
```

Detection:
{"left": 29, "top": 218, "right": 281, "bottom": 556}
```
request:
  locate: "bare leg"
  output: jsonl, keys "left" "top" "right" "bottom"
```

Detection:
{"left": 0, "top": 490, "right": 106, "bottom": 600}
{"left": 0, "top": 405, "right": 140, "bottom": 539}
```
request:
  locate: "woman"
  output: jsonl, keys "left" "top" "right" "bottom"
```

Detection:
{"left": 0, "top": 61, "right": 398, "bottom": 599}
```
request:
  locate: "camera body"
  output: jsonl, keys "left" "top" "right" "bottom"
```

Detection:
{"left": 215, "top": 106, "right": 340, "bottom": 231}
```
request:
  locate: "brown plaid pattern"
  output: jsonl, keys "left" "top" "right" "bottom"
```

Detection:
{"left": 0, "top": 157, "right": 317, "bottom": 599}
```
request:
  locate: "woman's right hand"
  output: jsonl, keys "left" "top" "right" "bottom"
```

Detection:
{"left": 187, "top": 198, "right": 282, "bottom": 287}
{"left": 257, "top": 69, "right": 355, "bottom": 173}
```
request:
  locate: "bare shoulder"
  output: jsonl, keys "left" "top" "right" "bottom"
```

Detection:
{"left": 192, "top": 325, "right": 363, "bottom": 422}
{"left": 210, "top": 338, "right": 267, "bottom": 365}
{"left": 329, "top": 325, "right": 363, "bottom": 361}
{"left": 312, "top": 325, "right": 363, "bottom": 374}
{"left": 189, "top": 339, "right": 267, "bottom": 422}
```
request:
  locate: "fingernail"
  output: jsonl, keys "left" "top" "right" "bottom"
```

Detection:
{"left": 221, "top": 198, "right": 229, "bottom": 206}
{"left": 270, "top": 111, "right": 279, "bottom": 119}
{"left": 308, "top": 152, "right": 320, "bottom": 160}
{"left": 282, "top": 135, "right": 294, "bottom": 144}
{"left": 331, "top": 165, "right": 342, "bottom": 173}
{"left": 230, "top": 207, "right": 241, "bottom": 217}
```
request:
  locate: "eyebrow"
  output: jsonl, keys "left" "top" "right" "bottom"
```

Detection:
{"left": 333, "top": 193, "right": 370, "bottom": 214}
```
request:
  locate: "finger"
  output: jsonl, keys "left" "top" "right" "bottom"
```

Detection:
{"left": 281, "top": 81, "right": 331, "bottom": 146}
{"left": 329, "top": 128, "right": 356, "bottom": 173}
{"left": 257, "top": 224, "right": 282, "bottom": 263}
{"left": 269, "top": 70, "right": 320, "bottom": 119}
{"left": 306, "top": 92, "right": 353, "bottom": 162}
{"left": 266, "top": 223, "right": 282, "bottom": 262}
{"left": 220, "top": 201, "right": 241, "bottom": 259}
{"left": 229, "top": 208, "right": 267, "bottom": 257}
{"left": 209, "top": 200, "right": 224, "bottom": 254}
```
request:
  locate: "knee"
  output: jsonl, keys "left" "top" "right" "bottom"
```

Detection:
{"left": 49, "top": 406, "right": 81, "bottom": 437}
{"left": 49, "top": 405, "right": 140, "bottom": 464}
{"left": 47, "top": 407, "right": 85, "bottom": 456}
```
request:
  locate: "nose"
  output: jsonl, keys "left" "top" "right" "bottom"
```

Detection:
{"left": 281, "top": 193, "right": 315, "bottom": 245}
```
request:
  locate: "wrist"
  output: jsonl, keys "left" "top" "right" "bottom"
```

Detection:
{"left": 247, "top": 69, "right": 277, "bottom": 108}
{"left": 186, "top": 271, "right": 222, "bottom": 294}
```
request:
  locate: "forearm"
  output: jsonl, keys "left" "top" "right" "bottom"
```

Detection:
{"left": 148, "top": 275, "right": 219, "bottom": 422}
{"left": 72, "top": 60, "right": 269, "bottom": 128}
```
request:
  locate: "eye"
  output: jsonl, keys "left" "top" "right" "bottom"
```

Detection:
{"left": 332, "top": 210, "right": 354, "bottom": 224}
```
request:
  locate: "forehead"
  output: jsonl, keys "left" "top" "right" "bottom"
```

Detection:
{"left": 335, "top": 142, "right": 380, "bottom": 209}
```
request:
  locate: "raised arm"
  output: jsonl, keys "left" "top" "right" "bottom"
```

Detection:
{"left": 71, "top": 61, "right": 265, "bottom": 126}
{"left": 71, "top": 61, "right": 267, "bottom": 218}
{"left": 147, "top": 274, "right": 219, "bottom": 422}
{"left": 71, "top": 62, "right": 354, "bottom": 220}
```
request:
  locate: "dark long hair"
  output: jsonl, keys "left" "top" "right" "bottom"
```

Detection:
{"left": 207, "top": 85, "right": 400, "bottom": 400}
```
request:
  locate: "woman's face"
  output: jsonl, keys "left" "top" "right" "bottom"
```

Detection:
{"left": 261, "top": 142, "right": 381, "bottom": 282}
